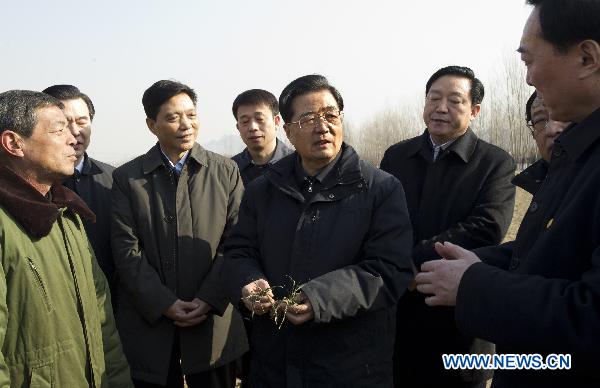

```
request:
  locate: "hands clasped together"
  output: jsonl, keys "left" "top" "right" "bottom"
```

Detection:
{"left": 164, "top": 298, "right": 213, "bottom": 327}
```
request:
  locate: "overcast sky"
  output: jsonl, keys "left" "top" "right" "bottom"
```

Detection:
{"left": 1, "top": 0, "right": 532, "bottom": 165}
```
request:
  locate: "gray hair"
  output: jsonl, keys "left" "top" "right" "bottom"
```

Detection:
{"left": 0, "top": 90, "right": 64, "bottom": 138}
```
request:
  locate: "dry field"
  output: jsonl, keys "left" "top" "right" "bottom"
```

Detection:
{"left": 505, "top": 187, "right": 533, "bottom": 242}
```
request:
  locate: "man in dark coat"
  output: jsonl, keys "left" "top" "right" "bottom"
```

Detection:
{"left": 380, "top": 66, "right": 516, "bottom": 388}
{"left": 415, "top": 1, "right": 600, "bottom": 387}
{"left": 513, "top": 90, "right": 569, "bottom": 195}
{"left": 231, "top": 89, "right": 293, "bottom": 186}
{"left": 43, "top": 84, "right": 116, "bottom": 292}
{"left": 222, "top": 74, "right": 413, "bottom": 387}
{"left": 111, "top": 80, "right": 248, "bottom": 387}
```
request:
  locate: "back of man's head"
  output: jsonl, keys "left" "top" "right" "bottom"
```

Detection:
{"left": 425, "top": 65, "right": 485, "bottom": 105}
{"left": 279, "top": 74, "right": 344, "bottom": 123}
{"left": 232, "top": 89, "right": 279, "bottom": 119}
{"left": 0, "top": 90, "right": 63, "bottom": 138}
{"left": 142, "top": 80, "right": 197, "bottom": 121}
{"left": 527, "top": 0, "right": 600, "bottom": 52}
{"left": 43, "top": 84, "right": 95, "bottom": 121}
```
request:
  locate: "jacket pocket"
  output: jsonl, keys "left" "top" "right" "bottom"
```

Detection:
{"left": 26, "top": 257, "right": 54, "bottom": 313}
{"left": 29, "top": 363, "right": 53, "bottom": 388}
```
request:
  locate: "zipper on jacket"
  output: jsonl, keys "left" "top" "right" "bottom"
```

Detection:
{"left": 26, "top": 257, "right": 53, "bottom": 312}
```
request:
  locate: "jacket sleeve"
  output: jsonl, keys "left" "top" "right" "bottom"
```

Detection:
{"left": 222, "top": 184, "right": 269, "bottom": 305}
{"left": 195, "top": 165, "right": 244, "bottom": 316}
{"left": 90, "top": 244, "right": 133, "bottom": 387}
{"left": 111, "top": 169, "right": 177, "bottom": 324}
{"left": 0, "top": 260, "right": 11, "bottom": 387}
{"left": 473, "top": 241, "right": 515, "bottom": 270}
{"left": 412, "top": 154, "right": 516, "bottom": 267}
{"left": 301, "top": 175, "right": 414, "bottom": 323}
{"left": 456, "top": 252, "right": 600, "bottom": 361}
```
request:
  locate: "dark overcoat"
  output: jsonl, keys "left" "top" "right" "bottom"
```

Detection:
{"left": 111, "top": 143, "right": 248, "bottom": 385}
{"left": 380, "top": 129, "right": 516, "bottom": 387}
{"left": 463, "top": 108, "right": 600, "bottom": 388}
{"left": 63, "top": 153, "right": 116, "bottom": 287}
{"left": 223, "top": 144, "right": 413, "bottom": 387}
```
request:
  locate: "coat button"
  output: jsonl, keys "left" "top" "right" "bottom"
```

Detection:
{"left": 357, "top": 183, "right": 363, "bottom": 188}
{"left": 528, "top": 202, "right": 539, "bottom": 213}
{"left": 328, "top": 194, "right": 335, "bottom": 199}
{"left": 164, "top": 215, "right": 175, "bottom": 223}
{"left": 553, "top": 149, "right": 561, "bottom": 157}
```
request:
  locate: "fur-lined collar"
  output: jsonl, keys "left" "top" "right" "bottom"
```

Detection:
{"left": 0, "top": 166, "right": 95, "bottom": 238}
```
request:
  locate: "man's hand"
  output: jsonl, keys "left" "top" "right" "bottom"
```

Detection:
{"left": 285, "top": 291, "right": 314, "bottom": 325}
{"left": 241, "top": 279, "right": 274, "bottom": 316}
{"left": 164, "top": 298, "right": 212, "bottom": 327}
{"left": 415, "top": 242, "right": 481, "bottom": 306}
{"left": 174, "top": 298, "right": 212, "bottom": 327}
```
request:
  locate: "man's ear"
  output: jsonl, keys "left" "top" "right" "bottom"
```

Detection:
{"left": 0, "top": 130, "right": 25, "bottom": 157}
{"left": 578, "top": 39, "right": 600, "bottom": 79}
{"left": 470, "top": 104, "right": 481, "bottom": 119}
{"left": 274, "top": 114, "right": 282, "bottom": 129}
{"left": 146, "top": 117, "right": 157, "bottom": 135}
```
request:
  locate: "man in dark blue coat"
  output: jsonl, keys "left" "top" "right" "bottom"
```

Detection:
{"left": 415, "top": 1, "right": 600, "bottom": 387}
{"left": 223, "top": 74, "right": 413, "bottom": 387}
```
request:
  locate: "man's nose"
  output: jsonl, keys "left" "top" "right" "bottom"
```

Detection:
{"left": 66, "top": 130, "right": 77, "bottom": 146}
{"left": 68, "top": 121, "right": 81, "bottom": 137}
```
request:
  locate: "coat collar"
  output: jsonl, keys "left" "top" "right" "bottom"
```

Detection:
{"left": 79, "top": 153, "right": 103, "bottom": 176}
{"left": 142, "top": 142, "right": 208, "bottom": 175}
{"left": 511, "top": 159, "right": 548, "bottom": 195}
{"left": 555, "top": 107, "right": 600, "bottom": 162}
{"left": 265, "top": 142, "right": 362, "bottom": 201}
{"left": 0, "top": 166, "right": 95, "bottom": 238}
{"left": 406, "top": 128, "right": 478, "bottom": 163}
{"left": 234, "top": 138, "right": 292, "bottom": 171}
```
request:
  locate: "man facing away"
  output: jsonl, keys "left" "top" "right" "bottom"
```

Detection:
{"left": 42, "top": 84, "right": 117, "bottom": 296}
{"left": 380, "top": 65, "right": 516, "bottom": 388}
{"left": 231, "top": 88, "right": 293, "bottom": 186}
{"left": 0, "top": 90, "right": 131, "bottom": 387}
{"left": 222, "top": 74, "right": 413, "bottom": 387}
{"left": 415, "top": 1, "right": 600, "bottom": 386}
{"left": 111, "top": 80, "right": 247, "bottom": 388}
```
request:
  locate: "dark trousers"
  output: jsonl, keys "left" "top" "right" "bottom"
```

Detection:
{"left": 133, "top": 334, "right": 238, "bottom": 388}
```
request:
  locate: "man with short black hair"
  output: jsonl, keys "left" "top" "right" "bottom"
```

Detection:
{"left": 223, "top": 74, "right": 413, "bottom": 387}
{"left": 111, "top": 80, "right": 247, "bottom": 387}
{"left": 231, "top": 89, "right": 292, "bottom": 186}
{"left": 381, "top": 66, "right": 516, "bottom": 387}
{"left": 0, "top": 90, "right": 131, "bottom": 387}
{"left": 415, "top": 0, "right": 600, "bottom": 386}
{"left": 43, "top": 84, "right": 116, "bottom": 293}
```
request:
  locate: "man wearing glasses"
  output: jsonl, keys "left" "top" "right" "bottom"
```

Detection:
{"left": 380, "top": 66, "right": 516, "bottom": 388}
{"left": 514, "top": 90, "right": 571, "bottom": 195}
{"left": 222, "top": 74, "right": 413, "bottom": 386}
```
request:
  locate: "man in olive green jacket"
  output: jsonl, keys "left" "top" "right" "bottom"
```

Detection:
{"left": 111, "top": 80, "right": 247, "bottom": 387}
{"left": 0, "top": 90, "right": 132, "bottom": 387}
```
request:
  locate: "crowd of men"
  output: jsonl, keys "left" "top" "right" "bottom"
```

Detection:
{"left": 0, "top": 0, "right": 598, "bottom": 387}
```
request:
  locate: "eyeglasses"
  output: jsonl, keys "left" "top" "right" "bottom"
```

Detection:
{"left": 526, "top": 119, "right": 548, "bottom": 136}
{"left": 287, "top": 110, "right": 344, "bottom": 130}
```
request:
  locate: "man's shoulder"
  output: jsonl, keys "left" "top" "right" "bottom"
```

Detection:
{"left": 386, "top": 135, "right": 423, "bottom": 153}
{"left": 88, "top": 157, "right": 115, "bottom": 172}
{"left": 471, "top": 137, "right": 515, "bottom": 164}
{"left": 359, "top": 159, "right": 401, "bottom": 190}
{"left": 113, "top": 154, "right": 146, "bottom": 180}
{"left": 200, "top": 147, "right": 239, "bottom": 173}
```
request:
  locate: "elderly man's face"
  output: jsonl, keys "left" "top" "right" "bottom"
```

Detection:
{"left": 284, "top": 90, "right": 343, "bottom": 170}
{"left": 530, "top": 95, "right": 570, "bottom": 162}
{"left": 519, "top": 7, "right": 580, "bottom": 122}
{"left": 21, "top": 106, "right": 77, "bottom": 184}
{"left": 61, "top": 98, "right": 92, "bottom": 164}
{"left": 423, "top": 75, "right": 480, "bottom": 145}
